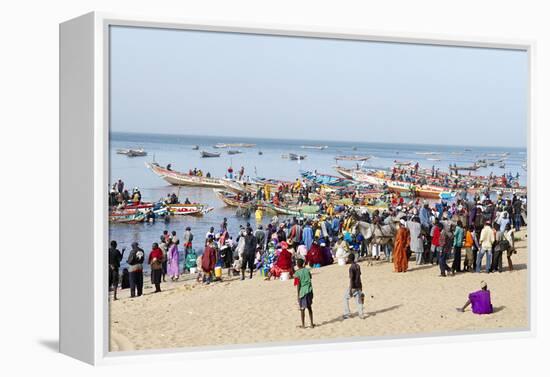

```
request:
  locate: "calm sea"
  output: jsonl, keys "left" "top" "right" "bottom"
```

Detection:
{"left": 109, "top": 132, "right": 527, "bottom": 270}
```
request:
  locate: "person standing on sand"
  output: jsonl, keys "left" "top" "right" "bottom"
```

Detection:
{"left": 126, "top": 242, "right": 145, "bottom": 298}
{"left": 294, "top": 258, "right": 314, "bottom": 328}
{"left": 477, "top": 221, "right": 495, "bottom": 273}
{"left": 438, "top": 223, "right": 452, "bottom": 277}
{"left": 108, "top": 240, "right": 123, "bottom": 301}
{"left": 159, "top": 236, "right": 168, "bottom": 282}
{"left": 451, "top": 221, "right": 464, "bottom": 274}
{"left": 148, "top": 243, "right": 164, "bottom": 293}
{"left": 241, "top": 227, "right": 257, "bottom": 280}
{"left": 407, "top": 216, "right": 423, "bottom": 265}
{"left": 393, "top": 219, "right": 410, "bottom": 273}
{"left": 167, "top": 239, "right": 180, "bottom": 281}
{"left": 343, "top": 253, "right": 365, "bottom": 319}
{"left": 182, "top": 226, "right": 193, "bottom": 273}
{"left": 201, "top": 237, "right": 217, "bottom": 284}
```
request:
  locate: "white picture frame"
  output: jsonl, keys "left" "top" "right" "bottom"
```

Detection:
{"left": 59, "top": 11, "right": 536, "bottom": 365}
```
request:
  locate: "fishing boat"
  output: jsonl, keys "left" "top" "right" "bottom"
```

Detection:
{"left": 214, "top": 189, "right": 260, "bottom": 208}
{"left": 227, "top": 150, "right": 242, "bottom": 155}
{"left": 427, "top": 158, "right": 441, "bottom": 161}
{"left": 258, "top": 151, "right": 263, "bottom": 155}
{"left": 191, "top": 145, "right": 199, "bottom": 150}
{"left": 352, "top": 170, "right": 453, "bottom": 199}
{"left": 200, "top": 151, "right": 221, "bottom": 158}
{"left": 146, "top": 162, "right": 225, "bottom": 188}
{"left": 301, "top": 145, "right": 328, "bottom": 150}
{"left": 109, "top": 210, "right": 146, "bottom": 224}
{"left": 334, "top": 166, "right": 358, "bottom": 179}
{"left": 335, "top": 155, "right": 371, "bottom": 161}
{"left": 299, "top": 170, "right": 352, "bottom": 186}
{"left": 166, "top": 203, "right": 212, "bottom": 216}
{"left": 449, "top": 163, "right": 480, "bottom": 172}
{"left": 220, "top": 178, "right": 258, "bottom": 194}
{"left": 116, "top": 148, "right": 130, "bottom": 155}
{"left": 393, "top": 160, "right": 412, "bottom": 166}
{"left": 214, "top": 143, "right": 256, "bottom": 148}
{"left": 264, "top": 203, "right": 319, "bottom": 217}
{"left": 288, "top": 153, "right": 306, "bottom": 160}
{"left": 126, "top": 148, "right": 147, "bottom": 157}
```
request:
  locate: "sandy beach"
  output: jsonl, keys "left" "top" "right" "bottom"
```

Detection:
{"left": 109, "top": 229, "right": 528, "bottom": 352}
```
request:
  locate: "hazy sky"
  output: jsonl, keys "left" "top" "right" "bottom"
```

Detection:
{"left": 110, "top": 26, "right": 528, "bottom": 148}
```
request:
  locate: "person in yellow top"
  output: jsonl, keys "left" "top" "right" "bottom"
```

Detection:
{"left": 463, "top": 225, "right": 475, "bottom": 271}
{"left": 477, "top": 221, "right": 495, "bottom": 273}
{"left": 327, "top": 203, "right": 334, "bottom": 217}
{"left": 264, "top": 184, "right": 271, "bottom": 201}
{"left": 293, "top": 179, "right": 301, "bottom": 192}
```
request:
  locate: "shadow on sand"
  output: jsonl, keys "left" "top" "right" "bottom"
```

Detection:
{"left": 314, "top": 304, "right": 403, "bottom": 327}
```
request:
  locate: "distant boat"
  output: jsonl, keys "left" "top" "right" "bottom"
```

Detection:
{"left": 393, "top": 160, "right": 412, "bottom": 166}
{"left": 191, "top": 145, "right": 199, "bottom": 150}
{"left": 227, "top": 150, "right": 242, "bottom": 155}
{"left": 117, "top": 148, "right": 147, "bottom": 157}
{"left": 464, "top": 148, "right": 472, "bottom": 152}
{"left": 201, "top": 151, "right": 221, "bottom": 158}
{"left": 427, "top": 158, "right": 441, "bottom": 161}
{"left": 301, "top": 145, "right": 328, "bottom": 150}
{"left": 335, "top": 155, "right": 371, "bottom": 162}
{"left": 258, "top": 151, "right": 263, "bottom": 155}
{"left": 352, "top": 146, "right": 358, "bottom": 151}
{"left": 287, "top": 153, "right": 306, "bottom": 160}
{"left": 214, "top": 143, "right": 256, "bottom": 149}
{"left": 416, "top": 152, "right": 440, "bottom": 155}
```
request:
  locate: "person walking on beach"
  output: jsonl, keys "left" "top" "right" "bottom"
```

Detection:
{"left": 477, "top": 221, "right": 495, "bottom": 273}
{"left": 159, "top": 235, "right": 168, "bottom": 282}
{"left": 343, "top": 253, "right": 365, "bottom": 319}
{"left": 294, "top": 258, "right": 314, "bottom": 328}
{"left": 438, "top": 223, "right": 452, "bottom": 277}
{"left": 108, "top": 240, "right": 123, "bottom": 301}
{"left": 241, "top": 227, "right": 257, "bottom": 280}
{"left": 393, "top": 219, "right": 410, "bottom": 272}
{"left": 127, "top": 242, "right": 145, "bottom": 298}
{"left": 451, "top": 221, "right": 464, "bottom": 274}
{"left": 148, "top": 243, "right": 164, "bottom": 293}
{"left": 503, "top": 223, "right": 516, "bottom": 271}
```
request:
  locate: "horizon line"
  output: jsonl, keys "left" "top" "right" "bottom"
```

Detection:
{"left": 110, "top": 130, "right": 527, "bottom": 150}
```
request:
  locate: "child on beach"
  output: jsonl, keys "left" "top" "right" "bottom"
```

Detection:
{"left": 343, "top": 253, "right": 365, "bottom": 319}
{"left": 294, "top": 259, "right": 314, "bottom": 329}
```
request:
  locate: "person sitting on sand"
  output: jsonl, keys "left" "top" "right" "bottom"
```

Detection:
{"left": 267, "top": 241, "right": 293, "bottom": 280}
{"left": 294, "top": 258, "right": 314, "bottom": 329}
{"left": 456, "top": 281, "right": 493, "bottom": 314}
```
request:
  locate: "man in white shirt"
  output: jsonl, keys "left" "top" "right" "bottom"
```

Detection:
{"left": 476, "top": 221, "right": 495, "bottom": 273}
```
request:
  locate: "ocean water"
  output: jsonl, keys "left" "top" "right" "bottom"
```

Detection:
{"left": 109, "top": 132, "right": 527, "bottom": 270}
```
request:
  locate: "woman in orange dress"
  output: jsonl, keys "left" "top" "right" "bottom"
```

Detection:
{"left": 393, "top": 219, "right": 410, "bottom": 272}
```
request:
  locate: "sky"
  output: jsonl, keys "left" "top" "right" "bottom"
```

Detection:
{"left": 110, "top": 26, "right": 528, "bottom": 148}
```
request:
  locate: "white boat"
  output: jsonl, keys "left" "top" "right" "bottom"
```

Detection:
{"left": 200, "top": 151, "right": 221, "bottom": 158}
{"left": 214, "top": 143, "right": 256, "bottom": 149}
{"left": 415, "top": 152, "right": 440, "bottom": 155}
{"left": 127, "top": 148, "right": 147, "bottom": 157}
{"left": 146, "top": 162, "right": 225, "bottom": 188}
{"left": 335, "top": 155, "right": 371, "bottom": 161}
{"left": 301, "top": 145, "right": 328, "bottom": 150}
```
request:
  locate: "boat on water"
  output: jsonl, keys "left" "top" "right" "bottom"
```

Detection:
{"left": 220, "top": 178, "right": 258, "bottom": 194}
{"left": 214, "top": 189, "right": 261, "bottom": 208}
{"left": 299, "top": 170, "right": 352, "bottom": 186}
{"left": 334, "top": 166, "right": 357, "bottom": 179}
{"left": 288, "top": 153, "right": 306, "bottom": 160}
{"left": 227, "top": 150, "right": 242, "bottom": 155}
{"left": 264, "top": 203, "right": 319, "bottom": 217}
{"left": 109, "top": 210, "right": 146, "bottom": 224}
{"left": 146, "top": 162, "right": 225, "bottom": 188}
{"left": 415, "top": 152, "right": 440, "bottom": 155}
{"left": 166, "top": 203, "right": 213, "bottom": 216}
{"left": 301, "top": 145, "right": 328, "bottom": 150}
{"left": 200, "top": 151, "right": 221, "bottom": 158}
{"left": 427, "top": 158, "right": 441, "bottom": 161}
{"left": 117, "top": 148, "right": 147, "bottom": 157}
{"left": 335, "top": 155, "right": 371, "bottom": 161}
{"left": 214, "top": 143, "right": 256, "bottom": 149}
{"left": 449, "top": 163, "right": 480, "bottom": 172}
{"left": 191, "top": 145, "right": 199, "bottom": 150}
{"left": 393, "top": 160, "right": 412, "bottom": 166}
{"left": 258, "top": 151, "right": 263, "bottom": 155}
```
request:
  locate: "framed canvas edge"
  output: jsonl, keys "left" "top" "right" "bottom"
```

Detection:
{"left": 67, "top": 11, "right": 536, "bottom": 365}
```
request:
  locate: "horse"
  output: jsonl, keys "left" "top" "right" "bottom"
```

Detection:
{"left": 353, "top": 220, "right": 397, "bottom": 260}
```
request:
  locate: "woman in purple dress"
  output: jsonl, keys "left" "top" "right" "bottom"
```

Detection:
{"left": 167, "top": 240, "right": 180, "bottom": 281}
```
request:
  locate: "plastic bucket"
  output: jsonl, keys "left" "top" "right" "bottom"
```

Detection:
{"left": 189, "top": 267, "right": 197, "bottom": 274}
{"left": 214, "top": 266, "right": 222, "bottom": 278}
{"left": 338, "top": 258, "right": 346, "bottom": 266}
{"left": 280, "top": 272, "right": 290, "bottom": 281}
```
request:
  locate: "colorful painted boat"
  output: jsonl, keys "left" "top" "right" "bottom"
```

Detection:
{"left": 166, "top": 203, "right": 212, "bottom": 216}
{"left": 146, "top": 162, "right": 224, "bottom": 188}
{"left": 214, "top": 189, "right": 261, "bottom": 208}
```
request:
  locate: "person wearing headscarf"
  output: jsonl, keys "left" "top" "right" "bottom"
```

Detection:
{"left": 167, "top": 239, "right": 180, "bottom": 281}
{"left": 306, "top": 238, "right": 323, "bottom": 267}
{"left": 393, "top": 219, "right": 410, "bottom": 272}
{"left": 148, "top": 243, "right": 164, "bottom": 293}
{"left": 407, "top": 216, "right": 423, "bottom": 265}
{"left": 201, "top": 237, "right": 217, "bottom": 284}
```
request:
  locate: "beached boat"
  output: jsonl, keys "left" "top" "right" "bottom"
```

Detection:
{"left": 352, "top": 170, "right": 453, "bottom": 199}
{"left": 200, "top": 151, "right": 221, "bottom": 158}
{"left": 335, "top": 155, "right": 371, "bottom": 161}
{"left": 299, "top": 170, "right": 352, "bottom": 186}
{"left": 146, "top": 162, "right": 225, "bottom": 188}
{"left": 301, "top": 145, "right": 328, "bottom": 150}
